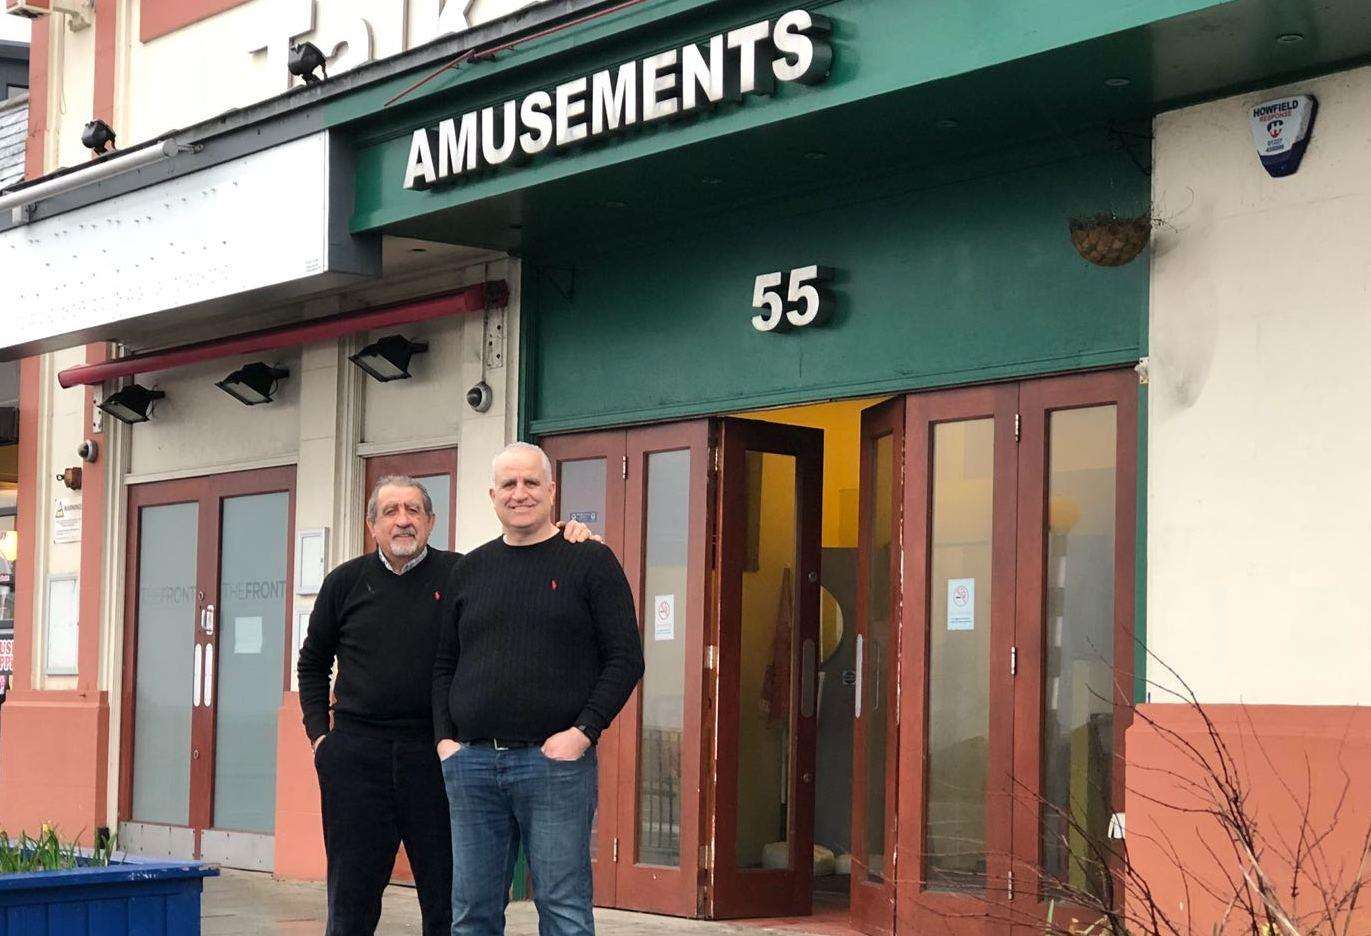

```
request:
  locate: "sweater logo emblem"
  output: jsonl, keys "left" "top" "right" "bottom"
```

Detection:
{"left": 434, "top": 591, "right": 441, "bottom": 601}
{"left": 551, "top": 580, "right": 558, "bottom": 590}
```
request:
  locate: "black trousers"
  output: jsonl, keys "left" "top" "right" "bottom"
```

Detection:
{"left": 315, "top": 729, "right": 452, "bottom": 936}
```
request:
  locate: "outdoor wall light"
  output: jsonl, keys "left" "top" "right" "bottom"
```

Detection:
{"left": 216, "top": 362, "right": 290, "bottom": 406}
{"left": 97, "top": 383, "right": 165, "bottom": 425}
{"left": 349, "top": 335, "right": 429, "bottom": 382}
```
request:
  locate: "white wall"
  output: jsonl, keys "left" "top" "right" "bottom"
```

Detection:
{"left": 1147, "top": 65, "right": 1371, "bottom": 706}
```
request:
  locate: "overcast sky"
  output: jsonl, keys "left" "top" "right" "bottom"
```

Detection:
{"left": 0, "top": 15, "right": 32, "bottom": 44}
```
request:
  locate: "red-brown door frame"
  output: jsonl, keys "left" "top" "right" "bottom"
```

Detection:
{"left": 543, "top": 430, "right": 629, "bottom": 908}
{"left": 709, "top": 417, "right": 824, "bottom": 920}
{"left": 119, "top": 466, "right": 296, "bottom": 847}
{"left": 363, "top": 448, "right": 459, "bottom": 552}
{"left": 614, "top": 420, "right": 712, "bottom": 917}
{"left": 1010, "top": 370, "right": 1137, "bottom": 930}
{"left": 896, "top": 385, "right": 1019, "bottom": 936}
{"left": 850, "top": 396, "right": 905, "bottom": 936}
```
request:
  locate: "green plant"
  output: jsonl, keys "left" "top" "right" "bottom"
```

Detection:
{"left": 0, "top": 825, "right": 117, "bottom": 874}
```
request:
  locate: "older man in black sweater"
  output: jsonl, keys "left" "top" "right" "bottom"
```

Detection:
{"left": 434, "top": 442, "right": 644, "bottom": 936}
{"left": 298, "top": 474, "right": 594, "bottom": 936}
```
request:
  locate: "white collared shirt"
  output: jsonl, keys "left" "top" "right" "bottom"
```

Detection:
{"left": 378, "top": 546, "right": 429, "bottom": 575}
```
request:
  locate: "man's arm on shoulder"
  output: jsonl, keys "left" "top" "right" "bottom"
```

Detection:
{"left": 575, "top": 544, "right": 645, "bottom": 742}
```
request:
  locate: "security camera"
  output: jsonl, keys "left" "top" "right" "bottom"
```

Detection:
{"left": 466, "top": 381, "right": 493, "bottom": 413}
{"left": 76, "top": 439, "right": 99, "bottom": 463}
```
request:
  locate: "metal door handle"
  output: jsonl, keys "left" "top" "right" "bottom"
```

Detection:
{"left": 854, "top": 635, "right": 864, "bottom": 719}
{"left": 800, "top": 638, "right": 816, "bottom": 718}
{"left": 192, "top": 644, "right": 203, "bottom": 706}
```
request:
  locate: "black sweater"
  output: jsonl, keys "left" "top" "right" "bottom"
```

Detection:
{"left": 298, "top": 549, "right": 461, "bottom": 742}
{"left": 432, "top": 535, "right": 643, "bottom": 745}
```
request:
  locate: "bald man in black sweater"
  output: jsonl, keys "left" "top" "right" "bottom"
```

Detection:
{"left": 434, "top": 443, "right": 643, "bottom": 936}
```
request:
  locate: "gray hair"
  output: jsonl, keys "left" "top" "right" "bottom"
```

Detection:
{"left": 366, "top": 475, "right": 434, "bottom": 523}
{"left": 491, "top": 441, "right": 553, "bottom": 485}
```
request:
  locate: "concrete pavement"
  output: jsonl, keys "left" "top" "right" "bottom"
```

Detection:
{"left": 201, "top": 869, "right": 846, "bottom": 936}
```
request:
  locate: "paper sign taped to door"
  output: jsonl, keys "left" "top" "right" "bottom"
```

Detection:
{"left": 947, "top": 578, "right": 975, "bottom": 631}
{"left": 235, "top": 616, "right": 264, "bottom": 654}
{"left": 653, "top": 594, "right": 675, "bottom": 641}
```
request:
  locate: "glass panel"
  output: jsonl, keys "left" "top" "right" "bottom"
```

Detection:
{"left": 415, "top": 473, "right": 452, "bottom": 550}
{"left": 1042, "top": 406, "right": 1117, "bottom": 899}
{"left": 862, "top": 432, "right": 894, "bottom": 883}
{"left": 131, "top": 502, "right": 198, "bottom": 826}
{"left": 556, "top": 457, "right": 609, "bottom": 858}
{"left": 926, "top": 419, "right": 995, "bottom": 891}
{"left": 213, "top": 492, "right": 290, "bottom": 833}
{"left": 637, "top": 449, "right": 689, "bottom": 867}
{"left": 558, "top": 459, "right": 608, "bottom": 539}
{"left": 736, "top": 451, "right": 798, "bottom": 870}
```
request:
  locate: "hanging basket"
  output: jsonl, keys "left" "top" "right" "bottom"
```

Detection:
{"left": 1068, "top": 213, "right": 1152, "bottom": 267}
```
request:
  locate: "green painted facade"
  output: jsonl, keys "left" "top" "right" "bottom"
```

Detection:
{"left": 522, "top": 136, "right": 1148, "bottom": 433}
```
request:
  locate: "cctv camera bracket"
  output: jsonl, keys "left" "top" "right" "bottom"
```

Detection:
{"left": 6, "top": 0, "right": 95, "bottom": 30}
{"left": 483, "top": 305, "right": 506, "bottom": 370}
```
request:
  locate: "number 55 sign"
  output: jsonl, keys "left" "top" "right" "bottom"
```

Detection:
{"left": 751, "top": 265, "right": 836, "bottom": 332}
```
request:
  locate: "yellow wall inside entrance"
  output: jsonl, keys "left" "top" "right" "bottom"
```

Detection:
{"left": 735, "top": 397, "right": 888, "bottom": 551}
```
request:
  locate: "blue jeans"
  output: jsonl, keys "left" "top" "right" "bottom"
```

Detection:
{"left": 441, "top": 743, "right": 597, "bottom": 936}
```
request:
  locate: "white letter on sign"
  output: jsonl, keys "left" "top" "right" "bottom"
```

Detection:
{"left": 403, "top": 128, "right": 437, "bottom": 190}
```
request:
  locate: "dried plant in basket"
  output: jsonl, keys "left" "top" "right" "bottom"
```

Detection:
{"left": 1068, "top": 213, "right": 1152, "bottom": 267}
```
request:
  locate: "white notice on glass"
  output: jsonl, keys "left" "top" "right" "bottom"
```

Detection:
{"left": 653, "top": 594, "right": 675, "bottom": 641}
{"left": 947, "top": 578, "right": 975, "bottom": 631}
{"left": 235, "top": 616, "right": 264, "bottom": 655}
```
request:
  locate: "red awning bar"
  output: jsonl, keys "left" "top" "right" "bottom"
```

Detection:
{"left": 57, "top": 280, "right": 507, "bottom": 389}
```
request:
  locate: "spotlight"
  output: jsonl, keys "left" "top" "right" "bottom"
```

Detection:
{"left": 216, "top": 362, "right": 289, "bottom": 406}
{"left": 349, "top": 335, "right": 428, "bottom": 382}
{"left": 466, "top": 381, "right": 492, "bottom": 413}
{"left": 97, "top": 383, "right": 164, "bottom": 425}
{"left": 81, "top": 119, "right": 116, "bottom": 155}
{"left": 288, "top": 42, "right": 327, "bottom": 85}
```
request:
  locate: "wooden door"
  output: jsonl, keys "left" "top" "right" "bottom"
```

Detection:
{"left": 709, "top": 417, "right": 824, "bottom": 919}
{"left": 545, "top": 424, "right": 712, "bottom": 917}
{"left": 896, "top": 386, "right": 1019, "bottom": 935}
{"left": 1010, "top": 371, "right": 1137, "bottom": 933}
{"left": 544, "top": 430, "right": 629, "bottom": 907}
{"left": 614, "top": 420, "right": 713, "bottom": 915}
{"left": 850, "top": 397, "right": 904, "bottom": 935}
{"left": 120, "top": 467, "right": 295, "bottom": 857}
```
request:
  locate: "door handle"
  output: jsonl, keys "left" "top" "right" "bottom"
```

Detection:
{"left": 192, "top": 644, "right": 203, "bottom": 707}
{"left": 203, "top": 644, "right": 214, "bottom": 707}
{"left": 854, "top": 635, "right": 864, "bottom": 719}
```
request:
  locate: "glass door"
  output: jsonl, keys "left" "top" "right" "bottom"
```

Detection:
{"left": 709, "top": 418, "right": 824, "bottom": 919}
{"left": 544, "top": 430, "right": 628, "bottom": 907}
{"left": 851, "top": 397, "right": 904, "bottom": 935}
{"left": 1011, "top": 371, "right": 1136, "bottom": 931}
{"left": 120, "top": 467, "right": 294, "bottom": 867}
{"left": 896, "top": 386, "right": 1019, "bottom": 935}
{"left": 544, "top": 423, "right": 712, "bottom": 918}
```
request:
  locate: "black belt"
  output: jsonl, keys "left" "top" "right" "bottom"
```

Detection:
{"left": 464, "top": 738, "right": 541, "bottom": 750}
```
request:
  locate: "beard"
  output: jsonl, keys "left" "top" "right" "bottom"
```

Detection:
{"left": 389, "top": 531, "right": 419, "bottom": 557}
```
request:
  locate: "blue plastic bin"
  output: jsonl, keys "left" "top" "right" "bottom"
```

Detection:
{"left": 0, "top": 855, "right": 218, "bottom": 936}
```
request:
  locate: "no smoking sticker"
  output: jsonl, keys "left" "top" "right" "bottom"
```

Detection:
{"left": 653, "top": 594, "right": 675, "bottom": 641}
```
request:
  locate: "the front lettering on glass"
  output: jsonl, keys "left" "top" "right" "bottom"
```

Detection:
{"left": 751, "top": 265, "right": 835, "bottom": 332}
{"left": 402, "top": 10, "right": 833, "bottom": 190}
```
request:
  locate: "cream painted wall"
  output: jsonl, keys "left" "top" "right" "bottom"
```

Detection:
{"left": 127, "top": 352, "right": 303, "bottom": 477}
{"left": 1147, "top": 65, "right": 1371, "bottom": 706}
{"left": 121, "top": 0, "right": 542, "bottom": 147}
